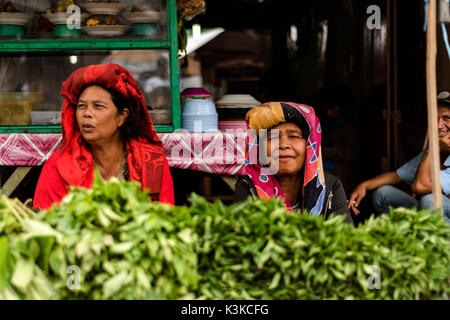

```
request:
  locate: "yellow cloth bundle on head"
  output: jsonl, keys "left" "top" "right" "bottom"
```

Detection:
{"left": 246, "top": 102, "right": 286, "bottom": 132}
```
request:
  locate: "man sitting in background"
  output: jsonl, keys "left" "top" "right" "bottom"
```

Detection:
{"left": 348, "top": 91, "right": 450, "bottom": 224}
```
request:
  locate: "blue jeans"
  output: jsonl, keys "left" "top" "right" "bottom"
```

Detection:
{"left": 372, "top": 185, "right": 450, "bottom": 224}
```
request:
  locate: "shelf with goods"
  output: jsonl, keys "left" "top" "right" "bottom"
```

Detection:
{"left": 0, "top": 0, "right": 181, "bottom": 133}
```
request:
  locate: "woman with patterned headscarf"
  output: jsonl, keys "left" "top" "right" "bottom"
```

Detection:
{"left": 235, "top": 102, "right": 352, "bottom": 223}
{"left": 33, "top": 63, "right": 174, "bottom": 210}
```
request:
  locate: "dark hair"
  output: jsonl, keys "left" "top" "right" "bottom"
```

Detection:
{"left": 281, "top": 107, "right": 311, "bottom": 139}
{"left": 78, "top": 84, "right": 141, "bottom": 141}
{"left": 438, "top": 101, "right": 450, "bottom": 108}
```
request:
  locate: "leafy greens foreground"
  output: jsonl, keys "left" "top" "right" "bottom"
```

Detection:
{"left": 1, "top": 172, "right": 449, "bottom": 300}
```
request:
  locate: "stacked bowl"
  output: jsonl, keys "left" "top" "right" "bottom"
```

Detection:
{"left": 181, "top": 88, "right": 218, "bottom": 132}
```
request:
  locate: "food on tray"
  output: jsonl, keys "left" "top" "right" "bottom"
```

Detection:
{"left": 45, "top": 0, "right": 76, "bottom": 13}
{"left": 86, "top": 18, "right": 100, "bottom": 26}
{"left": 104, "top": 16, "right": 118, "bottom": 25}
{"left": 82, "top": 24, "right": 129, "bottom": 36}
{"left": 0, "top": 0, "right": 18, "bottom": 12}
{"left": 176, "top": 0, "right": 206, "bottom": 19}
{"left": 56, "top": 0, "right": 75, "bottom": 12}
{"left": 86, "top": 16, "right": 120, "bottom": 26}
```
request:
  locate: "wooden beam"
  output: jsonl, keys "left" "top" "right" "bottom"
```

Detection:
{"left": 393, "top": 0, "right": 399, "bottom": 168}
{"left": 426, "top": 0, "right": 443, "bottom": 214}
{"left": 387, "top": 0, "right": 392, "bottom": 171}
{"left": 0, "top": 167, "right": 32, "bottom": 197}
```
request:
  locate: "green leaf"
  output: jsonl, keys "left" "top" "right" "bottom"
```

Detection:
{"left": 21, "top": 220, "right": 63, "bottom": 243}
{"left": 49, "top": 246, "right": 66, "bottom": 278}
{"left": 178, "top": 229, "right": 195, "bottom": 244}
{"left": 103, "top": 271, "right": 129, "bottom": 299}
{"left": 11, "top": 258, "right": 34, "bottom": 291}
{"left": 110, "top": 242, "right": 135, "bottom": 254}
{"left": 0, "top": 237, "right": 10, "bottom": 289}
{"left": 268, "top": 272, "right": 281, "bottom": 290}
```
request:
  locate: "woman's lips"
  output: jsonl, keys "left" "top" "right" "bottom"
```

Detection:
{"left": 278, "top": 156, "right": 295, "bottom": 162}
{"left": 82, "top": 124, "right": 95, "bottom": 132}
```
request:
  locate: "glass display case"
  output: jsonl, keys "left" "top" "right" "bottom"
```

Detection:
{"left": 0, "top": 0, "right": 180, "bottom": 133}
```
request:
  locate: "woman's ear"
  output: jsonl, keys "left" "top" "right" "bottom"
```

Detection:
{"left": 119, "top": 108, "right": 130, "bottom": 127}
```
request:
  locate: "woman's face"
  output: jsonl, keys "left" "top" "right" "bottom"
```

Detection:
{"left": 76, "top": 85, "right": 129, "bottom": 145}
{"left": 267, "top": 122, "right": 307, "bottom": 176}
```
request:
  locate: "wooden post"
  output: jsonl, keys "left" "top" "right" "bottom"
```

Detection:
{"left": 393, "top": 0, "right": 399, "bottom": 169}
{"left": 426, "top": 0, "right": 443, "bottom": 214}
{"left": 387, "top": 0, "right": 392, "bottom": 171}
{"left": 1, "top": 167, "right": 32, "bottom": 197}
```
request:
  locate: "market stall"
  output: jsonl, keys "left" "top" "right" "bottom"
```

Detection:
{"left": 0, "top": 130, "right": 250, "bottom": 196}
{"left": 0, "top": 0, "right": 245, "bottom": 197}
{"left": 0, "top": 0, "right": 449, "bottom": 304}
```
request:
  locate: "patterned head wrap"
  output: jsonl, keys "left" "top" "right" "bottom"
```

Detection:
{"left": 245, "top": 102, "right": 326, "bottom": 215}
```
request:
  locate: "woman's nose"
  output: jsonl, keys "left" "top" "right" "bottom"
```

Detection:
{"left": 279, "top": 134, "right": 289, "bottom": 149}
{"left": 82, "top": 106, "right": 93, "bottom": 118}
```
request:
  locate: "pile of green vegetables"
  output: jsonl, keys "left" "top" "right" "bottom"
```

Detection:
{"left": 193, "top": 197, "right": 450, "bottom": 299}
{"left": 1, "top": 172, "right": 198, "bottom": 300}
{"left": 1, "top": 172, "right": 449, "bottom": 300}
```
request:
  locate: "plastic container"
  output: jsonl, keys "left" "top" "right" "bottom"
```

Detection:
{"left": 122, "top": 11, "right": 161, "bottom": 36}
{"left": 181, "top": 98, "right": 218, "bottom": 132}
{"left": 0, "top": 12, "right": 36, "bottom": 37}
{"left": 43, "top": 13, "right": 90, "bottom": 37}
{"left": 180, "top": 87, "right": 213, "bottom": 112}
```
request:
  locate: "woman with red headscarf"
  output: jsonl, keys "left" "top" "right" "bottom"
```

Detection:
{"left": 33, "top": 63, "right": 174, "bottom": 210}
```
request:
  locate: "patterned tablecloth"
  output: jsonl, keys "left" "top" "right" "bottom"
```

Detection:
{"left": 0, "top": 131, "right": 251, "bottom": 175}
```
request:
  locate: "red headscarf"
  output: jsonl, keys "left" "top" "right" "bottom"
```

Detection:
{"left": 34, "top": 63, "right": 174, "bottom": 209}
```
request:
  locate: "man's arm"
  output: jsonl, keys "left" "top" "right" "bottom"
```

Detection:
{"left": 348, "top": 171, "right": 401, "bottom": 215}
{"left": 411, "top": 150, "right": 432, "bottom": 195}
{"left": 412, "top": 129, "right": 450, "bottom": 196}
{"left": 360, "top": 171, "right": 402, "bottom": 191}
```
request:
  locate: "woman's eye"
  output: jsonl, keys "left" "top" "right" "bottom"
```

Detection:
{"left": 77, "top": 104, "right": 85, "bottom": 109}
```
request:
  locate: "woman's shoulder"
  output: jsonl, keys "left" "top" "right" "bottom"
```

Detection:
{"left": 323, "top": 170, "right": 347, "bottom": 198}
{"left": 43, "top": 151, "right": 59, "bottom": 168}
{"left": 33, "top": 151, "right": 67, "bottom": 210}
{"left": 324, "top": 170, "right": 340, "bottom": 187}
{"left": 39, "top": 151, "right": 65, "bottom": 182}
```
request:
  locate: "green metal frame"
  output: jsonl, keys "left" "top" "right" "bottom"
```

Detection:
{"left": 0, "top": 0, "right": 180, "bottom": 133}
{"left": 0, "top": 38, "right": 171, "bottom": 52}
{"left": 0, "top": 125, "right": 173, "bottom": 134}
{"left": 168, "top": 0, "right": 181, "bottom": 130}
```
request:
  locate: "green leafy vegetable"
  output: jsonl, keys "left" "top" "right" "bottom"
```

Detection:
{"left": 0, "top": 173, "right": 449, "bottom": 300}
